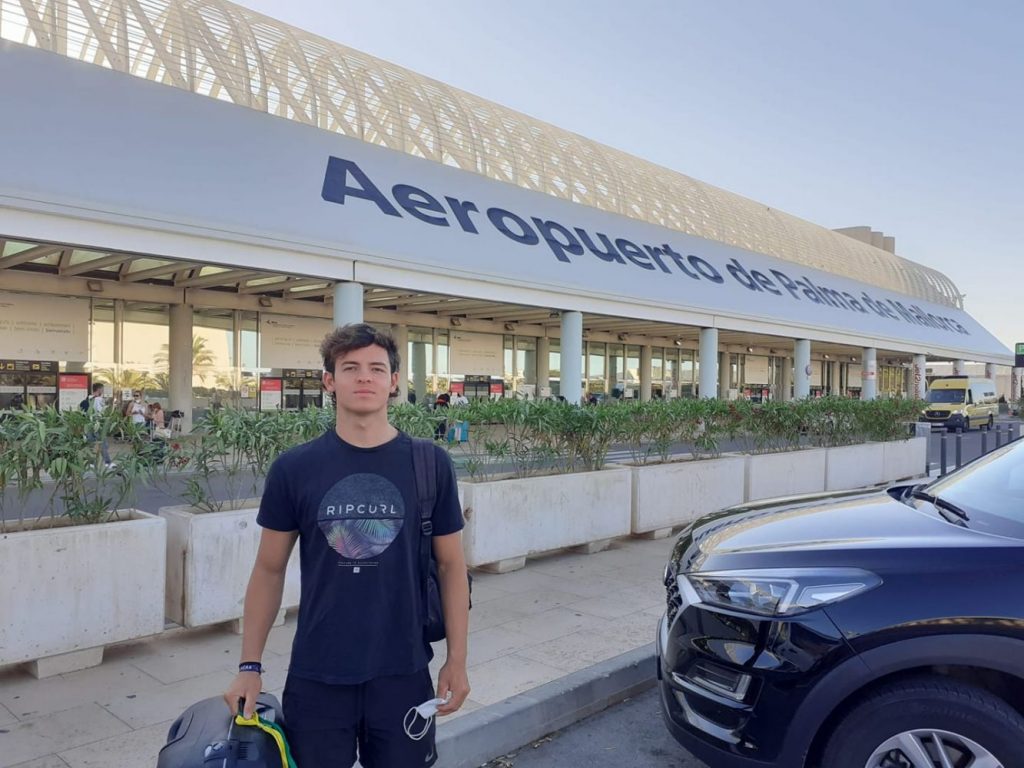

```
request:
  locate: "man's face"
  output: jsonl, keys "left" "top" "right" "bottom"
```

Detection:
{"left": 324, "top": 344, "right": 398, "bottom": 415}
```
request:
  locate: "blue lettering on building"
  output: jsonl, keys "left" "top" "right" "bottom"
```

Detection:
{"left": 320, "top": 156, "right": 970, "bottom": 337}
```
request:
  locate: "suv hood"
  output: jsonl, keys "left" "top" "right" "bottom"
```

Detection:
{"left": 670, "top": 488, "right": 990, "bottom": 574}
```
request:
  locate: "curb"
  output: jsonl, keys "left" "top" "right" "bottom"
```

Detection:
{"left": 436, "top": 644, "right": 657, "bottom": 768}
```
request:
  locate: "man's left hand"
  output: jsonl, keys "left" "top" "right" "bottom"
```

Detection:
{"left": 436, "top": 661, "right": 470, "bottom": 715}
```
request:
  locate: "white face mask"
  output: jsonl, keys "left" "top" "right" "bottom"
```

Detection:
{"left": 403, "top": 693, "right": 451, "bottom": 741}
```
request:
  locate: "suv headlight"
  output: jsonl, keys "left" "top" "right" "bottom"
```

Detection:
{"left": 684, "top": 568, "right": 881, "bottom": 617}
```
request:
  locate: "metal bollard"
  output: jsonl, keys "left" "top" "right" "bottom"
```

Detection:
{"left": 955, "top": 433, "right": 963, "bottom": 470}
{"left": 940, "top": 434, "right": 948, "bottom": 476}
{"left": 981, "top": 429, "right": 988, "bottom": 456}
{"left": 996, "top": 425, "right": 1003, "bottom": 449}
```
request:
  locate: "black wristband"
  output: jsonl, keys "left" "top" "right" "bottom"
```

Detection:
{"left": 239, "top": 661, "right": 264, "bottom": 674}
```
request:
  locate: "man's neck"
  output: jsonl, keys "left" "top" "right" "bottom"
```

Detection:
{"left": 335, "top": 411, "right": 398, "bottom": 448}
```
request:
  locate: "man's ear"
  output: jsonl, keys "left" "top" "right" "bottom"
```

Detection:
{"left": 322, "top": 370, "right": 335, "bottom": 394}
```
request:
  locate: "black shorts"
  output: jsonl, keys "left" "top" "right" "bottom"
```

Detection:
{"left": 283, "top": 669, "right": 437, "bottom": 768}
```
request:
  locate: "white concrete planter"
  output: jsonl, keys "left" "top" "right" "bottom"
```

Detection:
{"left": 881, "top": 436, "right": 928, "bottom": 482}
{"left": 0, "top": 510, "right": 166, "bottom": 677}
{"left": 745, "top": 448, "right": 828, "bottom": 502}
{"left": 461, "top": 466, "right": 632, "bottom": 572}
{"left": 160, "top": 501, "right": 301, "bottom": 629}
{"left": 825, "top": 443, "right": 887, "bottom": 491}
{"left": 626, "top": 455, "right": 747, "bottom": 536}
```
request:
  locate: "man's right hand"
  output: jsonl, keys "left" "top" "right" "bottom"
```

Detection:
{"left": 223, "top": 672, "right": 263, "bottom": 719}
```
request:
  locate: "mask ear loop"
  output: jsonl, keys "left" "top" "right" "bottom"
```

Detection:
{"left": 404, "top": 706, "right": 433, "bottom": 741}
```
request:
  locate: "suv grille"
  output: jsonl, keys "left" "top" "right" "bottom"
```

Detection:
{"left": 666, "top": 574, "right": 682, "bottom": 623}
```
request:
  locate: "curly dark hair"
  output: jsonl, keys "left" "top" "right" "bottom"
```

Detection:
{"left": 319, "top": 322, "right": 401, "bottom": 377}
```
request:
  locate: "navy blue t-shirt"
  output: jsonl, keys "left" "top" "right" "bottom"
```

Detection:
{"left": 257, "top": 429, "right": 463, "bottom": 685}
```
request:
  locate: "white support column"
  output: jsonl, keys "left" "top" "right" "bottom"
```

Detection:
{"left": 537, "top": 337, "right": 551, "bottom": 397}
{"left": 639, "top": 345, "right": 652, "bottom": 402}
{"left": 718, "top": 351, "right": 731, "bottom": 399}
{"left": 985, "top": 363, "right": 997, "bottom": 381}
{"left": 560, "top": 311, "right": 583, "bottom": 405}
{"left": 827, "top": 361, "right": 839, "bottom": 396}
{"left": 412, "top": 341, "right": 427, "bottom": 405}
{"left": 232, "top": 309, "right": 243, "bottom": 401}
{"left": 169, "top": 303, "right": 193, "bottom": 433}
{"left": 781, "top": 358, "right": 793, "bottom": 402}
{"left": 913, "top": 354, "right": 927, "bottom": 400}
{"left": 794, "top": 339, "right": 811, "bottom": 400}
{"left": 952, "top": 359, "right": 966, "bottom": 377}
{"left": 113, "top": 299, "right": 124, "bottom": 367}
{"left": 392, "top": 323, "right": 409, "bottom": 402}
{"left": 1013, "top": 368, "right": 1022, "bottom": 403}
{"left": 698, "top": 328, "right": 719, "bottom": 399}
{"left": 862, "top": 347, "right": 878, "bottom": 400}
{"left": 332, "top": 281, "right": 364, "bottom": 327}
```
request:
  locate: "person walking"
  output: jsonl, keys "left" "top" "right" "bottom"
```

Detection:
{"left": 224, "top": 323, "right": 470, "bottom": 768}
{"left": 88, "top": 382, "right": 114, "bottom": 468}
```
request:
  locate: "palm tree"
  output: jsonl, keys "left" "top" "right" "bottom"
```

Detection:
{"left": 93, "top": 367, "right": 156, "bottom": 395}
{"left": 154, "top": 335, "right": 216, "bottom": 384}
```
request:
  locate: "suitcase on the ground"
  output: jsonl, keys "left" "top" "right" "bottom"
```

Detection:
{"left": 156, "top": 693, "right": 291, "bottom": 768}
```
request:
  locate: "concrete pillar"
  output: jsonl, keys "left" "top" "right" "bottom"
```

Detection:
{"left": 169, "top": 303, "right": 193, "bottom": 432}
{"left": 781, "top": 358, "right": 793, "bottom": 402}
{"left": 985, "top": 363, "right": 997, "bottom": 381}
{"left": 862, "top": 347, "right": 878, "bottom": 401}
{"left": 560, "top": 311, "right": 583, "bottom": 405}
{"left": 1013, "top": 368, "right": 1022, "bottom": 402}
{"left": 392, "top": 324, "right": 409, "bottom": 402}
{"left": 536, "top": 337, "right": 551, "bottom": 396}
{"left": 332, "top": 281, "right": 363, "bottom": 327}
{"left": 794, "top": 339, "right": 811, "bottom": 399}
{"left": 113, "top": 299, "right": 124, "bottom": 366}
{"left": 952, "top": 359, "right": 966, "bottom": 377}
{"left": 913, "top": 354, "right": 927, "bottom": 400}
{"left": 718, "top": 351, "right": 731, "bottom": 399}
{"left": 639, "top": 345, "right": 652, "bottom": 402}
{"left": 827, "top": 361, "right": 839, "bottom": 396}
{"left": 412, "top": 341, "right": 427, "bottom": 404}
{"left": 698, "top": 328, "right": 719, "bottom": 399}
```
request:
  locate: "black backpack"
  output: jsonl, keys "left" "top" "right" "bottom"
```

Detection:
{"left": 410, "top": 437, "right": 472, "bottom": 643}
{"left": 79, "top": 397, "right": 90, "bottom": 412}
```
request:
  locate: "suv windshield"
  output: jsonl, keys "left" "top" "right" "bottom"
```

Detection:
{"left": 926, "top": 388, "right": 966, "bottom": 404}
{"left": 925, "top": 441, "right": 1024, "bottom": 536}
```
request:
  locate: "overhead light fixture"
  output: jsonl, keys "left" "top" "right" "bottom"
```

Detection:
{"left": 673, "top": 339, "right": 684, "bottom": 347}
{"left": 746, "top": 346, "right": 754, "bottom": 353}
{"left": 258, "top": 296, "right": 273, "bottom": 308}
{"left": 850, "top": 356, "right": 858, "bottom": 363}
{"left": 617, "top": 332, "right": 629, "bottom": 342}
{"left": 823, "top": 354, "right": 831, "bottom": 360}
{"left": 503, "top": 322, "right": 516, "bottom": 331}
{"left": 769, "top": 348, "right": 777, "bottom": 355}
{"left": 548, "top": 310, "right": 561, "bottom": 319}
{"left": 86, "top": 279, "right": 103, "bottom": 293}
{"left": 450, "top": 317, "right": 463, "bottom": 327}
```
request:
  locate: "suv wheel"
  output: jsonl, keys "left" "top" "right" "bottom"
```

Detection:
{"left": 821, "top": 677, "right": 1023, "bottom": 768}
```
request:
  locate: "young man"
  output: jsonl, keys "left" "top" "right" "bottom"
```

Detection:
{"left": 88, "top": 382, "right": 114, "bottom": 467}
{"left": 224, "top": 323, "right": 470, "bottom": 767}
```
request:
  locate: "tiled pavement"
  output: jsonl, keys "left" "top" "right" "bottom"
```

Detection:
{"left": 0, "top": 536, "right": 673, "bottom": 767}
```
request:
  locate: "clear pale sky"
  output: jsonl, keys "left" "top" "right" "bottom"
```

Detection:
{"left": 238, "top": 0, "right": 1022, "bottom": 353}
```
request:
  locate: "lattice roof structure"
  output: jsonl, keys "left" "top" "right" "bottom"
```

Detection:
{"left": 0, "top": 0, "right": 963, "bottom": 308}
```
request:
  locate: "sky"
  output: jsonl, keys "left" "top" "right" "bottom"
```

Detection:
{"left": 237, "top": 0, "right": 1023, "bottom": 352}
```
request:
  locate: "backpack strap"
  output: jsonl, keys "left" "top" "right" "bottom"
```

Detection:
{"left": 410, "top": 437, "right": 437, "bottom": 623}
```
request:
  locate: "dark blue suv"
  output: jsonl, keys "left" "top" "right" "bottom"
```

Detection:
{"left": 658, "top": 439, "right": 1024, "bottom": 768}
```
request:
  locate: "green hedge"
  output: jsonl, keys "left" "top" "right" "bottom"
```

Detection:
{"left": 0, "top": 396, "right": 925, "bottom": 525}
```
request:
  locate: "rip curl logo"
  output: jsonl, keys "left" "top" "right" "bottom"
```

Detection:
{"left": 317, "top": 473, "right": 405, "bottom": 560}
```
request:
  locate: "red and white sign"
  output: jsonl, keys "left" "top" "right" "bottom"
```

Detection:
{"left": 58, "top": 373, "right": 90, "bottom": 412}
{"left": 260, "top": 378, "right": 283, "bottom": 411}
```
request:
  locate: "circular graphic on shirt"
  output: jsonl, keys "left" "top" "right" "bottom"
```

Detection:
{"left": 317, "top": 473, "right": 406, "bottom": 560}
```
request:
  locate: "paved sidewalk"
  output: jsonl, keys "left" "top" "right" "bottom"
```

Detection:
{"left": 0, "top": 536, "right": 672, "bottom": 768}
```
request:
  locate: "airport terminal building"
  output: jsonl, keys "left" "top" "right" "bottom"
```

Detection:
{"left": 0, "top": 0, "right": 1014, "bottom": 428}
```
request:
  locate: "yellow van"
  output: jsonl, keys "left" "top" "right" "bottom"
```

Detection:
{"left": 921, "top": 376, "right": 999, "bottom": 432}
